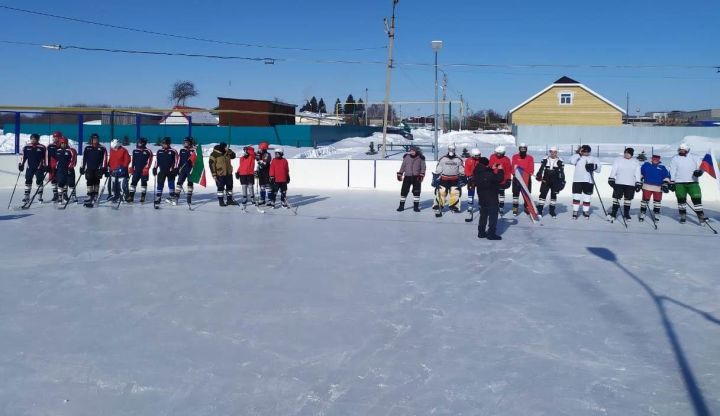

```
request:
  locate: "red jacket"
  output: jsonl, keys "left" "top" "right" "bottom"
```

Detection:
{"left": 464, "top": 157, "right": 479, "bottom": 177}
{"left": 236, "top": 147, "right": 256, "bottom": 175}
{"left": 511, "top": 153, "right": 535, "bottom": 182}
{"left": 269, "top": 157, "right": 290, "bottom": 183}
{"left": 108, "top": 147, "right": 131, "bottom": 170}
{"left": 489, "top": 154, "right": 512, "bottom": 184}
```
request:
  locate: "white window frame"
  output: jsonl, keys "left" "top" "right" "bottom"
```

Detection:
{"left": 558, "top": 91, "right": 574, "bottom": 105}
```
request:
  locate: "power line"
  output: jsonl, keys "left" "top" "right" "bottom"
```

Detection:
{"left": 0, "top": 4, "right": 386, "bottom": 52}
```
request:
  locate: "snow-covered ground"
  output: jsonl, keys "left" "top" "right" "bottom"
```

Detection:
{"left": 1, "top": 189, "right": 719, "bottom": 415}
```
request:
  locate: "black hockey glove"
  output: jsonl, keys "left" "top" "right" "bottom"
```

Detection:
{"left": 608, "top": 178, "right": 615, "bottom": 188}
{"left": 668, "top": 182, "right": 676, "bottom": 192}
{"left": 396, "top": 172, "right": 403, "bottom": 182}
{"left": 152, "top": 167, "right": 158, "bottom": 176}
{"left": 585, "top": 163, "right": 597, "bottom": 172}
{"left": 661, "top": 182, "right": 670, "bottom": 193}
{"left": 269, "top": 176, "right": 275, "bottom": 184}
{"left": 79, "top": 166, "right": 86, "bottom": 175}
{"left": 693, "top": 169, "right": 703, "bottom": 178}
{"left": 634, "top": 182, "right": 643, "bottom": 192}
{"left": 287, "top": 175, "right": 290, "bottom": 184}
{"left": 18, "top": 162, "right": 24, "bottom": 172}
{"left": 235, "top": 172, "right": 240, "bottom": 180}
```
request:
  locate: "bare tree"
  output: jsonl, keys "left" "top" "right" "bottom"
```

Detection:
{"left": 170, "top": 80, "right": 198, "bottom": 106}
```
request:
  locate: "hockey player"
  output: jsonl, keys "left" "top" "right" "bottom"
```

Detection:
{"left": 128, "top": 137, "right": 153, "bottom": 203}
{"left": 510, "top": 143, "right": 535, "bottom": 216}
{"left": 256, "top": 141, "right": 273, "bottom": 205}
{"left": 535, "top": 146, "right": 565, "bottom": 218}
{"left": 268, "top": 147, "right": 290, "bottom": 208}
{"left": 55, "top": 137, "right": 77, "bottom": 202}
{"left": 108, "top": 139, "right": 131, "bottom": 202}
{"left": 432, "top": 143, "right": 465, "bottom": 215}
{"left": 80, "top": 133, "right": 108, "bottom": 207}
{"left": 473, "top": 157, "right": 504, "bottom": 240}
{"left": 569, "top": 144, "right": 601, "bottom": 219}
{"left": 47, "top": 131, "right": 62, "bottom": 202}
{"left": 396, "top": 145, "right": 426, "bottom": 212}
{"left": 463, "top": 148, "right": 481, "bottom": 213}
{"left": 639, "top": 154, "right": 671, "bottom": 222}
{"left": 488, "top": 145, "right": 512, "bottom": 214}
{"left": 209, "top": 142, "right": 237, "bottom": 206}
{"left": 608, "top": 147, "right": 642, "bottom": 222}
{"left": 669, "top": 143, "right": 705, "bottom": 223}
{"left": 153, "top": 137, "right": 179, "bottom": 207}
{"left": 174, "top": 136, "right": 196, "bottom": 204}
{"left": 18, "top": 133, "right": 47, "bottom": 204}
{"left": 235, "top": 145, "right": 257, "bottom": 206}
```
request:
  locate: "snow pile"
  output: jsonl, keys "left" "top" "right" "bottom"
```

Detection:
{"left": 0, "top": 132, "right": 78, "bottom": 153}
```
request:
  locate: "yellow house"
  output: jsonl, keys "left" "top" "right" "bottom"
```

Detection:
{"left": 509, "top": 76, "right": 625, "bottom": 126}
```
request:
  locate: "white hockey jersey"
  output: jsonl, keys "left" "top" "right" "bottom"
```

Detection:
{"left": 569, "top": 154, "right": 601, "bottom": 183}
{"left": 609, "top": 157, "right": 642, "bottom": 186}
{"left": 670, "top": 154, "right": 701, "bottom": 183}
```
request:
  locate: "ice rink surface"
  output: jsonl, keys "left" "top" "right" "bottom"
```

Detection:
{"left": 1, "top": 188, "right": 719, "bottom": 415}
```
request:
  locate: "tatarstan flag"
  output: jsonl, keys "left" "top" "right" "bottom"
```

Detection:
{"left": 189, "top": 144, "right": 206, "bottom": 187}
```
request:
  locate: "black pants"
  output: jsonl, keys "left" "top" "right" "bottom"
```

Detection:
{"left": 25, "top": 167, "right": 44, "bottom": 186}
{"left": 612, "top": 184, "right": 635, "bottom": 200}
{"left": 85, "top": 169, "right": 103, "bottom": 187}
{"left": 511, "top": 177, "right": 531, "bottom": 197}
{"left": 215, "top": 175, "right": 234, "bottom": 198}
{"left": 131, "top": 171, "right": 149, "bottom": 187}
{"left": 538, "top": 181, "right": 557, "bottom": 201}
{"left": 400, "top": 176, "right": 422, "bottom": 201}
{"left": 176, "top": 169, "right": 193, "bottom": 195}
{"left": 479, "top": 203, "right": 499, "bottom": 235}
{"left": 156, "top": 171, "right": 176, "bottom": 197}
{"left": 270, "top": 182, "right": 288, "bottom": 202}
{"left": 56, "top": 168, "right": 75, "bottom": 189}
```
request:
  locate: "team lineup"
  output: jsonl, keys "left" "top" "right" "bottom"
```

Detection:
{"left": 12, "top": 132, "right": 717, "bottom": 236}
{"left": 396, "top": 142, "right": 716, "bottom": 239}
{"left": 14, "top": 132, "right": 293, "bottom": 212}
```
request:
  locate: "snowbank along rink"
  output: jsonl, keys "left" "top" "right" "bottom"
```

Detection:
{"left": 1, "top": 175, "right": 720, "bottom": 416}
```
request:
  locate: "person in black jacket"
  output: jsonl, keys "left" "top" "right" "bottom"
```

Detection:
{"left": 473, "top": 157, "right": 504, "bottom": 240}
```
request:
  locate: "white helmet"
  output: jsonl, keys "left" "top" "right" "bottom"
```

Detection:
{"left": 518, "top": 142, "right": 527, "bottom": 148}
{"left": 110, "top": 139, "right": 120, "bottom": 148}
{"left": 495, "top": 145, "right": 506, "bottom": 154}
{"left": 470, "top": 148, "right": 481, "bottom": 156}
{"left": 274, "top": 146, "right": 284, "bottom": 154}
{"left": 549, "top": 146, "right": 558, "bottom": 152}
{"left": 679, "top": 143, "right": 690, "bottom": 151}
{"left": 447, "top": 143, "right": 456, "bottom": 151}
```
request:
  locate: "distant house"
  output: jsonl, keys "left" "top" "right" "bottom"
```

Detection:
{"left": 295, "top": 112, "right": 344, "bottom": 126}
{"left": 160, "top": 106, "right": 218, "bottom": 125}
{"left": 509, "top": 76, "right": 625, "bottom": 126}
{"left": 217, "top": 98, "right": 296, "bottom": 126}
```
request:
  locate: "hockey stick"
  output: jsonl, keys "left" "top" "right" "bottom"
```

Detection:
{"left": 20, "top": 173, "right": 50, "bottom": 210}
{"left": 686, "top": 201, "right": 718, "bottom": 234}
{"left": 7, "top": 170, "right": 21, "bottom": 210}
{"left": 589, "top": 170, "right": 608, "bottom": 217}
{"left": 513, "top": 167, "right": 541, "bottom": 224}
{"left": 94, "top": 173, "right": 111, "bottom": 208}
{"left": 646, "top": 205, "right": 659, "bottom": 230}
{"left": 60, "top": 173, "right": 83, "bottom": 210}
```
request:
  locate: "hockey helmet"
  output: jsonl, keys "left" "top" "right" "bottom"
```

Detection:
{"left": 679, "top": 143, "right": 690, "bottom": 151}
{"left": 275, "top": 146, "right": 284, "bottom": 155}
{"left": 470, "top": 148, "right": 481, "bottom": 157}
{"left": 549, "top": 146, "right": 558, "bottom": 152}
{"left": 580, "top": 144, "right": 592, "bottom": 153}
{"left": 183, "top": 136, "right": 194, "bottom": 146}
{"left": 52, "top": 131, "right": 63, "bottom": 139}
{"left": 110, "top": 139, "right": 121, "bottom": 148}
{"left": 59, "top": 137, "right": 68, "bottom": 146}
{"left": 259, "top": 141, "right": 269, "bottom": 151}
{"left": 447, "top": 143, "right": 457, "bottom": 151}
{"left": 518, "top": 142, "right": 527, "bottom": 149}
{"left": 494, "top": 145, "right": 506, "bottom": 154}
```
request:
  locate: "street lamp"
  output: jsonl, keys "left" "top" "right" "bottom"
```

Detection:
{"left": 431, "top": 40, "right": 443, "bottom": 160}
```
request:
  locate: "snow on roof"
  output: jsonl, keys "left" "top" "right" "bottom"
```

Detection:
{"left": 509, "top": 77, "right": 626, "bottom": 115}
{"left": 160, "top": 106, "right": 218, "bottom": 125}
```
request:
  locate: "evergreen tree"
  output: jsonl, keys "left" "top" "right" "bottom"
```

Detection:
{"left": 318, "top": 98, "right": 327, "bottom": 114}
{"left": 356, "top": 98, "right": 365, "bottom": 114}
{"left": 310, "top": 96, "right": 319, "bottom": 113}
{"left": 344, "top": 94, "right": 356, "bottom": 115}
{"left": 300, "top": 100, "right": 310, "bottom": 112}
{"left": 334, "top": 98, "right": 343, "bottom": 115}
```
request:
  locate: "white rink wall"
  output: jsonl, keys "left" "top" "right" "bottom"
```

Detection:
{"left": 1, "top": 154, "right": 719, "bottom": 202}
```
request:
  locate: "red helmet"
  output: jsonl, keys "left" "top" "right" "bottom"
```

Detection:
{"left": 259, "top": 141, "right": 269, "bottom": 151}
{"left": 59, "top": 137, "right": 68, "bottom": 146}
{"left": 52, "top": 131, "right": 63, "bottom": 139}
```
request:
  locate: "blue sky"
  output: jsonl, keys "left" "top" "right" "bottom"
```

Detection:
{"left": 0, "top": 0, "right": 718, "bottom": 116}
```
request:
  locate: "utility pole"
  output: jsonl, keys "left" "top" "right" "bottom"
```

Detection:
{"left": 626, "top": 92, "right": 629, "bottom": 125}
{"left": 381, "top": 0, "right": 399, "bottom": 159}
{"left": 441, "top": 73, "right": 448, "bottom": 132}
{"left": 460, "top": 94, "right": 464, "bottom": 130}
{"left": 365, "top": 88, "right": 369, "bottom": 127}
